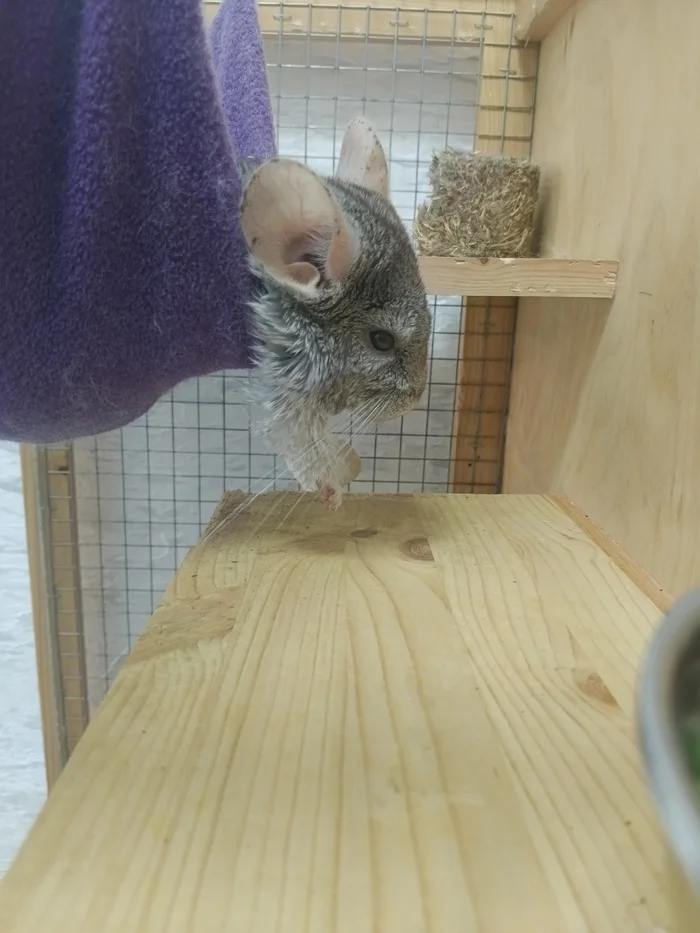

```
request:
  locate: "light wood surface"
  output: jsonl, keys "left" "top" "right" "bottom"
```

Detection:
{"left": 552, "top": 496, "right": 672, "bottom": 612}
{"left": 19, "top": 445, "right": 90, "bottom": 785}
{"left": 450, "top": 297, "right": 517, "bottom": 492}
{"left": 450, "top": 0, "right": 536, "bottom": 493}
{"left": 0, "top": 492, "right": 669, "bottom": 932}
{"left": 204, "top": 0, "right": 517, "bottom": 43}
{"left": 19, "top": 446, "right": 63, "bottom": 787}
{"left": 472, "top": 0, "right": 538, "bottom": 159}
{"left": 420, "top": 257, "right": 618, "bottom": 297}
{"left": 503, "top": 0, "right": 700, "bottom": 597}
{"left": 43, "top": 447, "right": 89, "bottom": 758}
{"left": 515, "top": 0, "right": 578, "bottom": 39}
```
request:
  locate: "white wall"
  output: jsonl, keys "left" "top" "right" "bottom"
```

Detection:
{"left": 0, "top": 443, "right": 46, "bottom": 874}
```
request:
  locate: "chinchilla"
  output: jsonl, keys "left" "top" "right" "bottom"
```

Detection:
{"left": 240, "top": 117, "right": 431, "bottom": 509}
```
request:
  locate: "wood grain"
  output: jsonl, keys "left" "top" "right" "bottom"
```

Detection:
{"left": 0, "top": 493, "right": 669, "bottom": 932}
{"left": 450, "top": 0, "right": 538, "bottom": 493}
{"left": 503, "top": 0, "right": 700, "bottom": 597}
{"left": 515, "top": 0, "right": 578, "bottom": 40}
{"left": 450, "top": 298, "right": 517, "bottom": 492}
{"left": 43, "top": 447, "right": 89, "bottom": 757}
{"left": 18, "top": 445, "right": 90, "bottom": 783}
{"left": 204, "top": 0, "right": 514, "bottom": 43}
{"left": 420, "top": 256, "right": 618, "bottom": 298}
{"left": 551, "top": 495, "right": 673, "bottom": 613}
{"left": 19, "top": 446, "right": 63, "bottom": 787}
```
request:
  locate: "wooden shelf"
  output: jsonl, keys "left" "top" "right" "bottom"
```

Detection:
{"left": 0, "top": 492, "right": 670, "bottom": 932}
{"left": 515, "top": 0, "right": 578, "bottom": 41}
{"left": 204, "top": 1, "right": 519, "bottom": 44}
{"left": 418, "top": 256, "right": 619, "bottom": 298}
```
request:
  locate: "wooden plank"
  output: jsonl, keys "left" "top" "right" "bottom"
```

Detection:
{"left": 0, "top": 492, "right": 670, "bottom": 932}
{"left": 19, "top": 446, "right": 64, "bottom": 788}
{"left": 502, "top": 0, "right": 700, "bottom": 597}
{"left": 203, "top": 0, "right": 518, "bottom": 43}
{"left": 420, "top": 256, "right": 618, "bottom": 297}
{"left": 44, "top": 447, "right": 90, "bottom": 758}
{"left": 515, "top": 0, "right": 578, "bottom": 40}
{"left": 473, "top": 1, "right": 539, "bottom": 156}
{"left": 450, "top": 298, "right": 515, "bottom": 492}
{"left": 20, "top": 443, "right": 91, "bottom": 778}
{"left": 551, "top": 496, "right": 673, "bottom": 613}
{"left": 450, "top": 0, "right": 536, "bottom": 492}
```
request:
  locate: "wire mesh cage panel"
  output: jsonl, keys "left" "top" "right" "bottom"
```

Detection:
{"left": 23, "top": 1, "right": 538, "bottom": 770}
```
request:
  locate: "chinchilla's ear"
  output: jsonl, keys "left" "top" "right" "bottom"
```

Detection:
{"left": 241, "top": 159, "right": 357, "bottom": 298}
{"left": 335, "top": 117, "right": 389, "bottom": 199}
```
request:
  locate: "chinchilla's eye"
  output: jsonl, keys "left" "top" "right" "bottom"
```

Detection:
{"left": 369, "top": 330, "right": 395, "bottom": 352}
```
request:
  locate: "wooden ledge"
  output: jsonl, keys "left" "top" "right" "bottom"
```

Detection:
{"left": 515, "top": 0, "right": 578, "bottom": 41}
{"left": 418, "top": 256, "right": 619, "bottom": 298}
{"left": 205, "top": 0, "right": 527, "bottom": 43}
{"left": 0, "top": 493, "right": 669, "bottom": 932}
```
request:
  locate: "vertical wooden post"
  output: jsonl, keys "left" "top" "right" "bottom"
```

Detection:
{"left": 21, "top": 446, "right": 67, "bottom": 787}
{"left": 44, "top": 445, "right": 90, "bottom": 759}
{"left": 450, "top": 0, "right": 538, "bottom": 492}
{"left": 21, "top": 444, "right": 89, "bottom": 787}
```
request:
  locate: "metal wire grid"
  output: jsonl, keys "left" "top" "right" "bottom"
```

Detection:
{"left": 26, "top": 3, "right": 537, "bottom": 753}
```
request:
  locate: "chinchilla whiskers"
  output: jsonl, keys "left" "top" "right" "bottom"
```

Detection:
{"left": 273, "top": 489, "right": 312, "bottom": 534}
{"left": 241, "top": 487, "right": 296, "bottom": 546}
{"left": 276, "top": 397, "right": 376, "bottom": 472}
{"left": 207, "top": 391, "right": 385, "bottom": 548}
{"left": 241, "top": 436, "right": 345, "bottom": 544}
{"left": 249, "top": 443, "right": 344, "bottom": 540}
{"left": 284, "top": 400, "right": 380, "bottom": 485}
{"left": 198, "top": 404, "right": 378, "bottom": 547}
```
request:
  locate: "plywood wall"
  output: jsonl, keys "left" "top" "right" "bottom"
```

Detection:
{"left": 504, "top": 0, "right": 700, "bottom": 597}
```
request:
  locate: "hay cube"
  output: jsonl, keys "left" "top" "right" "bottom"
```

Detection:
{"left": 414, "top": 150, "right": 541, "bottom": 258}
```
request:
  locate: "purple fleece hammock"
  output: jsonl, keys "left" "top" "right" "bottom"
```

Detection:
{"left": 0, "top": 0, "right": 276, "bottom": 443}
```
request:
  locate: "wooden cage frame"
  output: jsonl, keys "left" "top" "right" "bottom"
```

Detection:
{"left": 19, "top": 0, "right": 616, "bottom": 786}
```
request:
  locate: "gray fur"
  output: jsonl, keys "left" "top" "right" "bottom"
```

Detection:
{"left": 243, "top": 165, "right": 431, "bottom": 499}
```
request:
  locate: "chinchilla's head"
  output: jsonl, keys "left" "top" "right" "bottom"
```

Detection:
{"left": 241, "top": 118, "right": 431, "bottom": 455}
